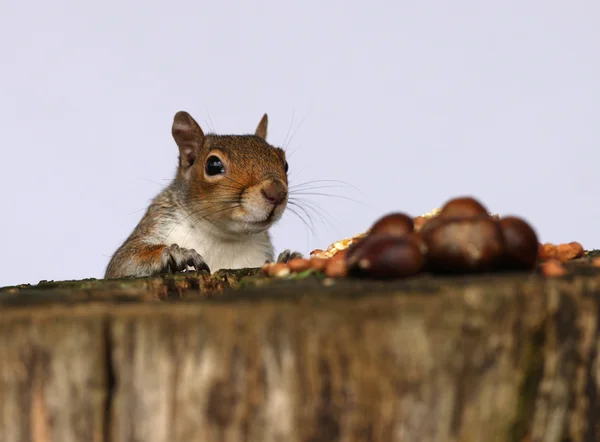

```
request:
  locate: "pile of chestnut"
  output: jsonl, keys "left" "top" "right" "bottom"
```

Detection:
{"left": 345, "top": 196, "right": 541, "bottom": 279}
{"left": 261, "top": 196, "right": 586, "bottom": 280}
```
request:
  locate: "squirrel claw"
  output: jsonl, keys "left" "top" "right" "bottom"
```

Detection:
{"left": 161, "top": 244, "right": 211, "bottom": 274}
{"left": 276, "top": 249, "right": 304, "bottom": 264}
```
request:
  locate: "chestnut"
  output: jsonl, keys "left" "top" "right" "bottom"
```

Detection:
{"left": 423, "top": 215, "right": 504, "bottom": 273}
{"left": 498, "top": 216, "right": 539, "bottom": 270}
{"left": 439, "top": 196, "right": 489, "bottom": 219}
{"left": 346, "top": 234, "right": 425, "bottom": 279}
{"left": 420, "top": 214, "right": 449, "bottom": 237}
{"left": 345, "top": 236, "right": 369, "bottom": 264}
{"left": 369, "top": 212, "right": 414, "bottom": 237}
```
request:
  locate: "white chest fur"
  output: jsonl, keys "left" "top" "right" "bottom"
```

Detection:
{"left": 156, "top": 215, "right": 274, "bottom": 272}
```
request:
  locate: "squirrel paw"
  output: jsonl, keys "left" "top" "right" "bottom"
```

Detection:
{"left": 276, "top": 249, "right": 304, "bottom": 263}
{"left": 160, "top": 244, "right": 211, "bottom": 274}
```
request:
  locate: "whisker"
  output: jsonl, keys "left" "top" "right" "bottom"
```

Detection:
{"left": 289, "top": 197, "right": 337, "bottom": 230}
{"left": 282, "top": 109, "right": 295, "bottom": 149}
{"left": 290, "top": 184, "right": 351, "bottom": 193}
{"left": 287, "top": 200, "right": 317, "bottom": 234}
{"left": 166, "top": 205, "right": 233, "bottom": 238}
{"left": 288, "top": 199, "right": 339, "bottom": 237}
{"left": 127, "top": 207, "right": 149, "bottom": 216}
{"left": 221, "top": 173, "right": 249, "bottom": 190}
{"left": 140, "top": 177, "right": 165, "bottom": 187}
{"left": 285, "top": 143, "right": 303, "bottom": 160}
{"left": 287, "top": 164, "right": 309, "bottom": 183}
{"left": 178, "top": 201, "right": 245, "bottom": 247}
{"left": 162, "top": 200, "right": 241, "bottom": 242}
{"left": 205, "top": 107, "right": 217, "bottom": 133}
{"left": 289, "top": 191, "right": 378, "bottom": 210}
{"left": 204, "top": 183, "right": 245, "bottom": 193}
{"left": 283, "top": 113, "right": 307, "bottom": 151}
{"left": 285, "top": 205, "right": 316, "bottom": 237}
{"left": 290, "top": 179, "right": 367, "bottom": 197}
{"left": 288, "top": 205, "right": 329, "bottom": 239}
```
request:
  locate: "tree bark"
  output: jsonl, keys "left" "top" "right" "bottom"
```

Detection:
{"left": 0, "top": 258, "right": 599, "bottom": 441}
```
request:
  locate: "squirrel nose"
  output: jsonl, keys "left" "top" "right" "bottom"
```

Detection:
{"left": 261, "top": 181, "right": 287, "bottom": 206}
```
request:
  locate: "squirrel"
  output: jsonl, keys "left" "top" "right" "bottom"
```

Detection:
{"left": 104, "top": 110, "right": 302, "bottom": 279}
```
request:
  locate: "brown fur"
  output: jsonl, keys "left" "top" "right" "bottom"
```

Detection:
{"left": 134, "top": 244, "right": 166, "bottom": 265}
{"left": 183, "top": 135, "right": 288, "bottom": 215}
{"left": 104, "top": 111, "right": 296, "bottom": 279}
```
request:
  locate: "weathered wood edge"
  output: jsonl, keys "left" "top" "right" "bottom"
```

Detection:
{"left": 1, "top": 273, "right": 599, "bottom": 440}
{"left": 1, "top": 253, "right": 600, "bottom": 441}
{"left": 1, "top": 251, "right": 599, "bottom": 307}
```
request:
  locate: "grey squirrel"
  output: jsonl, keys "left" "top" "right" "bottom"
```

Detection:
{"left": 105, "top": 110, "right": 301, "bottom": 279}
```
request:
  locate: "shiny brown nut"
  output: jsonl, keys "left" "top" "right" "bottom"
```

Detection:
{"left": 347, "top": 230, "right": 426, "bottom": 263}
{"left": 369, "top": 212, "right": 414, "bottom": 237}
{"left": 411, "top": 231, "right": 428, "bottom": 254}
{"left": 287, "top": 258, "right": 311, "bottom": 272}
{"left": 346, "top": 234, "right": 425, "bottom": 279}
{"left": 420, "top": 213, "right": 450, "bottom": 237}
{"left": 439, "top": 196, "right": 489, "bottom": 219}
{"left": 539, "top": 243, "right": 557, "bottom": 260}
{"left": 499, "top": 216, "right": 539, "bottom": 270}
{"left": 345, "top": 240, "right": 362, "bottom": 264}
{"left": 325, "top": 258, "right": 348, "bottom": 278}
{"left": 423, "top": 216, "right": 504, "bottom": 273}
{"left": 540, "top": 259, "right": 566, "bottom": 277}
{"left": 308, "top": 257, "right": 329, "bottom": 272}
{"left": 399, "top": 231, "right": 428, "bottom": 256}
{"left": 591, "top": 257, "right": 600, "bottom": 268}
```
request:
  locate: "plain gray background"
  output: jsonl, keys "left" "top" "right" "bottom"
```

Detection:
{"left": 1, "top": 0, "right": 598, "bottom": 287}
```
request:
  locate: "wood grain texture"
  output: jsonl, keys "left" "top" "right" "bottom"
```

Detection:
{"left": 0, "top": 312, "right": 107, "bottom": 442}
{"left": 0, "top": 265, "right": 600, "bottom": 441}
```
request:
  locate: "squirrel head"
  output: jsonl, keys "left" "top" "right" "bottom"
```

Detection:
{"left": 171, "top": 111, "right": 289, "bottom": 235}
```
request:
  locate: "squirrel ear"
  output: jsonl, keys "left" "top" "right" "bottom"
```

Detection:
{"left": 172, "top": 111, "right": 204, "bottom": 168}
{"left": 254, "top": 113, "right": 268, "bottom": 140}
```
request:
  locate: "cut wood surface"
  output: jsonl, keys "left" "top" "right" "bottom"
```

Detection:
{"left": 1, "top": 254, "right": 600, "bottom": 442}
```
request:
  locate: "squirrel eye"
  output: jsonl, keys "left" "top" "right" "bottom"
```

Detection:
{"left": 205, "top": 155, "right": 225, "bottom": 176}
{"left": 284, "top": 161, "right": 289, "bottom": 173}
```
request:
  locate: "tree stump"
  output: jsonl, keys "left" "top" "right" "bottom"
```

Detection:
{"left": 1, "top": 257, "right": 599, "bottom": 442}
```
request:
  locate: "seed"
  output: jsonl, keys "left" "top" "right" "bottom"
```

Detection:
{"left": 325, "top": 258, "right": 348, "bottom": 278}
{"left": 539, "top": 243, "right": 558, "bottom": 260}
{"left": 308, "top": 257, "right": 329, "bottom": 272}
{"left": 268, "top": 263, "right": 291, "bottom": 278}
{"left": 540, "top": 259, "right": 566, "bottom": 277}
{"left": 261, "top": 262, "right": 272, "bottom": 275}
